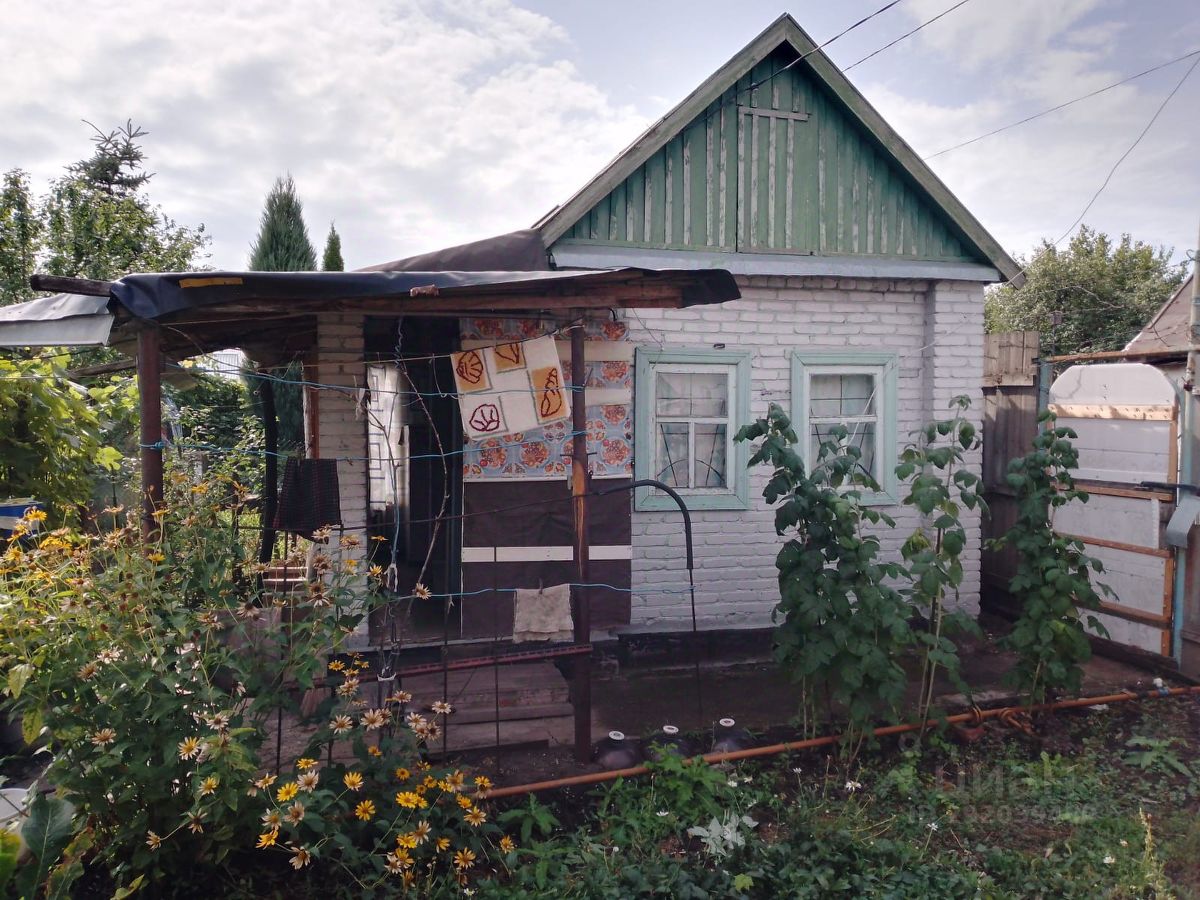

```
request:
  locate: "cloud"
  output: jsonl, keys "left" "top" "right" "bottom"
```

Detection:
{"left": 0, "top": 0, "right": 649, "bottom": 268}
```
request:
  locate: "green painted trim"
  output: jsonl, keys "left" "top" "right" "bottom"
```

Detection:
{"left": 634, "top": 347, "right": 752, "bottom": 512}
{"left": 536, "top": 14, "right": 1019, "bottom": 283}
{"left": 554, "top": 238, "right": 979, "bottom": 263}
{"left": 790, "top": 350, "right": 898, "bottom": 506}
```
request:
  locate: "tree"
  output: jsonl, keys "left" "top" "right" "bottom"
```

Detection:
{"left": 246, "top": 175, "right": 314, "bottom": 457}
{"left": 985, "top": 226, "right": 1187, "bottom": 356}
{"left": 248, "top": 175, "right": 317, "bottom": 272}
{"left": 0, "top": 170, "right": 40, "bottom": 306}
{"left": 322, "top": 223, "right": 344, "bottom": 271}
{"left": 0, "top": 121, "right": 209, "bottom": 306}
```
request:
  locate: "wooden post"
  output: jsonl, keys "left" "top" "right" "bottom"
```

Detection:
{"left": 137, "top": 326, "right": 164, "bottom": 542}
{"left": 570, "top": 319, "right": 593, "bottom": 763}
{"left": 258, "top": 372, "right": 279, "bottom": 566}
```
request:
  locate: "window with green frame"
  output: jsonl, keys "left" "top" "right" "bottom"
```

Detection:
{"left": 790, "top": 351, "right": 898, "bottom": 504}
{"left": 634, "top": 348, "right": 752, "bottom": 511}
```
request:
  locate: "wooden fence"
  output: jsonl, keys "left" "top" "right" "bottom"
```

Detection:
{"left": 980, "top": 331, "right": 1040, "bottom": 607}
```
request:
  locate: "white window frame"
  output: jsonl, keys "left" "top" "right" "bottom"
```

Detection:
{"left": 791, "top": 352, "right": 898, "bottom": 505}
{"left": 634, "top": 348, "right": 752, "bottom": 511}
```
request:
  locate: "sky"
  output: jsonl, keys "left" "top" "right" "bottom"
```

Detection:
{"left": 2, "top": 0, "right": 1198, "bottom": 272}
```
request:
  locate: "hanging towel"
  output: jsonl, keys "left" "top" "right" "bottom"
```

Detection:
{"left": 273, "top": 458, "right": 342, "bottom": 538}
{"left": 513, "top": 583, "right": 574, "bottom": 643}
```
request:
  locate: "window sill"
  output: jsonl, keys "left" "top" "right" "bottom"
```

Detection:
{"left": 633, "top": 489, "right": 750, "bottom": 512}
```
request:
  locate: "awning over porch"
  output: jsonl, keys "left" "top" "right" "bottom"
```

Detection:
{"left": 0, "top": 266, "right": 739, "bottom": 354}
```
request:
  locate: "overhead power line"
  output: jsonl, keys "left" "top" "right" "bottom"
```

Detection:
{"left": 845, "top": 0, "right": 975, "bottom": 72}
{"left": 924, "top": 47, "right": 1200, "bottom": 159}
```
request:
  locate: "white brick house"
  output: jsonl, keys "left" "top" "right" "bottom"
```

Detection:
{"left": 313, "top": 14, "right": 1016, "bottom": 644}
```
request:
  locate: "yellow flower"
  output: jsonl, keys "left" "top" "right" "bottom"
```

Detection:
{"left": 328, "top": 660, "right": 345, "bottom": 672}
{"left": 474, "top": 775, "right": 493, "bottom": 791}
{"left": 456, "top": 795, "right": 472, "bottom": 810}
{"left": 394, "top": 767, "right": 411, "bottom": 782}
{"left": 91, "top": 727, "right": 117, "bottom": 747}
{"left": 397, "top": 832, "right": 418, "bottom": 849}
{"left": 412, "top": 820, "right": 432, "bottom": 844}
{"left": 256, "top": 828, "right": 279, "bottom": 849}
{"left": 387, "top": 689, "right": 413, "bottom": 705}
{"left": 147, "top": 552, "right": 165, "bottom": 564}
{"left": 199, "top": 776, "right": 219, "bottom": 797}
{"left": 342, "top": 558, "right": 359, "bottom": 574}
{"left": 354, "top": 799, "right": 376, "bottom": 821}
{"left": 454, "top": 848, "right": 477, "bottom": 870}
{"left": 261, "top": 810, "right": 283, "bottom": 829}
{"left": 445, "top": 770, "right": 466, "bottom": 792}
{"left": 432, "top": 700, "right": 453, "bottom": 716}
{"left": 296, "top": 758, "right": 318, "bottom": 771}
{"left": 360, "top": 708, "right": 388, "bottom": 730}
{"left": 394, "top": 791, "right": 426, "bottom": 810}
{"left": 22, "top": 507, "right": 47, "bottom": 523}
{"left": 343, "top": 772, "right": 363, "bottom": 792}
{"left": 436, "top": 837, "right": 451, "bottom": 852}
{"left": 146, "top": 831, "right": 162, "bottom": 851}
{"left": 253, "top": 773, "right": 277, "bottom": 792}
{"left": 276, "top": 783, "right": 299, "bottom": 802}
{"left": 464, "top": 808, "right": 487, "bottom": 827}
{"left": 499, "top": 835, "right": 515, "bottom": 853}
{"left": 331, "top": 715, "right": 354, "bottom": 736}
{"left": 178, "top": 737, "right": 202, "bottom": 760}
{"left": 413, "top": 583, "right": 432, "bottom": 600}
{"left": 368, "top": 564, "right": 384, "bottom": 578}
{"left": 289, "top": 845, "right": 311, "bottom": 870}
{"left": 367, "top": 746, "right": 382, "bottom": 758}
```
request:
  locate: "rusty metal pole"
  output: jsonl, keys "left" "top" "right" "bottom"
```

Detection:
{"left": 136, "top": 325, "right": 164, "bottom": 542}
{"left": 570, "top": 318, "right": 593, "bottom": 762}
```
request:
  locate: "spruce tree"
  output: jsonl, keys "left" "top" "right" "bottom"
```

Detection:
{"left": 246, "top": 175, "right": 313, "bottom": 455}
{"left": 322, "top": 223, "right": 344, "bottom": 271}
{"left": 248, "top": 175, "right": 317, "bottom": 272}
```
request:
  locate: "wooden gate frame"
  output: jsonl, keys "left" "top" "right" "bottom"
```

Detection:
{"left": 1047, "top": 399, "right": 1179, "bottom": 657}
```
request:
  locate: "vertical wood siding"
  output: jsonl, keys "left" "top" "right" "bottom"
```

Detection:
{"left": 564, "top": 48, "right": 972, "bottom": 261}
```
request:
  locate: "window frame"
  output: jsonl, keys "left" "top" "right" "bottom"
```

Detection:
{"left": 790, "top": 351, "right": 898, "bottom": 505}
{"left": 634, "top": 348, "right": 752, "bottom": 511}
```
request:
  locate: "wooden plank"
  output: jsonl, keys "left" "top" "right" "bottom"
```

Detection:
{"left": 29, "top": 274, "right": 112, "bottom": 296}
{"left": 1098, "top": 602, "right": 1171, "bottom": 628}
{"left": 647, "top": 150, "right": 665, "bottom": 244}
{"left": 1070, "top": 481, "right": 1174, "bottom": 502}
{"left": 1059, "top": 533, "right": 1171, "bottom": 559}
{"left": 664, "top": 145, "right": 674, "bottom": 245}
{"left": 1047, "top": 347, "right": 1188, "bottom": 364}
{"left": 1049, "top": 403, "right": 1175, "bottom": 421}
{"left": 1161, "top": 554, "right": 1175, "bottom": 656}
{"left": 735, "top": 104, "right": 809, "bottom": 121}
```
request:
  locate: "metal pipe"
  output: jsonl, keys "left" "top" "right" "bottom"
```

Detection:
{"left": 477, "top": 685, "right": 1200, "bottom": 801}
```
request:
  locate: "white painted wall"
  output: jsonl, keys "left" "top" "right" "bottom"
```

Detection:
{"left": 622, "top": 275, "right": 985, "bottom": 631}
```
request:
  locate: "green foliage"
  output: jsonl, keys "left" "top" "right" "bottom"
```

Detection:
{"left": 736, "top": 404, "right": 909, "bottom": 746}
{"left": 994, "top": 414, "right": 1110, "bottom": 703}
{"left": 15, "top": 794, "right": 74, "bottom": 898}
{"left": 1124, "top": 736, "right": 1193, "bottom": 778}
{"left": 0, "top": 356, "right": 127, "bottom": 524}
{"left": 985, "top": 225, "right": 1186, "bottom": 355}
{"left": 322, "top": 223, "right": 344, "bottom": 271}
{"left": 896, "top": 397, "right": 985, "bottom": 722}
{"left": 0, "top": 828, "right": 18, "bottom": 891}
{"left": 175, "top": 368, "right": 264, "bottom": 484}
{"left": 0, "top": 169, "right": 40, "bottom": 306}
{"left": 247, "top": 175, "right": 317, "bottom": 453}
{"left": 0, "top": 475, "right": 370, "bottom": 890}
{"left": 497, "top": 795, "right": 560, "bottom": 846}
{"left": 248, "top": 175, "right": 317, "bottom": 273}
{"left": 39, "top": 121, "right": 208, "bottom": 283}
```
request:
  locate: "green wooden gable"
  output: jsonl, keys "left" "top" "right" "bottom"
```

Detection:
{"left": 541, "top": 16, "right": 1019, "bottom": 281}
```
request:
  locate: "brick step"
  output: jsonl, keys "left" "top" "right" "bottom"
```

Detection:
{"left": 447, "top": 701, "right": 575, "bottom": 726}
{"left": 428, "top": 715, "right": 575, "bottom": 755}
{"left": 401, "top": 662, "right": 568, "bottom": 710}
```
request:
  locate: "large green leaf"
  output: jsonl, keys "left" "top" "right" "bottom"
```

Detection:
{"left": 17, "top": 794, "right": 74, "bottom": 896}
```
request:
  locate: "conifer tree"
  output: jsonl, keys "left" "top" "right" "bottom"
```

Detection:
{"left": 248, "top": 175, "right": 317, "bottom": 272}
{"left": 322, "top": 223, "right": 344, "bottom": 271}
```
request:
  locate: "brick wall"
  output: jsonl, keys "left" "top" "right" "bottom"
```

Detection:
{"left": 622, "top": 275, "right": 985, "bottom": 631}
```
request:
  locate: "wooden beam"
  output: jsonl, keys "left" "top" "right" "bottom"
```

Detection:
{"left": 570, "top": 318, "right": 592, "bottom": 763}
{"left": 1098, "top": 601, "right": 1171, "bottom": 628}
{"left": 1069, "top": 480, "right": 1174, "bottom": 502}
{"left": 1046, "top": 347, "right": 1188, "bottom": 364}
{"left": 29, "top": 274, "right": 113, "bottom": 296}
{"left": 137, "top": 326, "right": 164, "bottom": 542}
{"left": 1048, "top": 402, "right": 1175, "bottom": 421}
{"left": 1060, "top": 532, "right": 1171, "bottom": 559}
